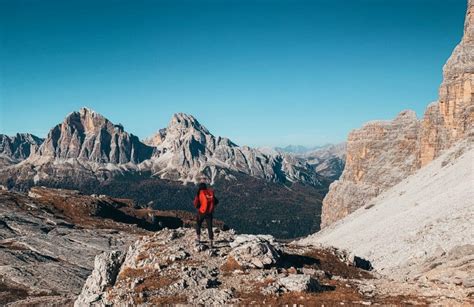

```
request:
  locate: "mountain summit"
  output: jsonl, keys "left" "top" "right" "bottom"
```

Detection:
{"left": 146, "top": 113, "right": 324, "bottom": 186}
{"left": 36, "top": 107, "right": 153, "bottom": 164}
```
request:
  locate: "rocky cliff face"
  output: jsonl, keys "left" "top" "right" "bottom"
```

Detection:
{"left": 302, "top": 136, "right": 474, "bottom": 302}
{"left": 147, "top": 113, "right": 325, "bottom": 187}
{"left": 35, "top": 107, "right": 153, "bottom": 164}
{"left": 0, "top": 133, "right": 43, "bottom": 161}
{"left": 322, "top": 0, "right": 474, "bottom": 227}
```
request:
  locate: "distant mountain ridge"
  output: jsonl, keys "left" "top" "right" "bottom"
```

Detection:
{"left": 275, "top": 145, "right": 323, "bottom": 154}
{"left": 1, "top": 109, "right": 329, "bottom": 189}
{"left": 0, "top": 133, "right": 43, "bottom": 160}
{"left": 0, "top": 108, "right": 338, "bottom": 238}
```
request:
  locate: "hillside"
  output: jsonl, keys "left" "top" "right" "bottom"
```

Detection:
{"left": 299, "top": 135, "right": 474, "bottom": 294}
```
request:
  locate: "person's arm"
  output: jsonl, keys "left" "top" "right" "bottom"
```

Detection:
{"left": 193, "top": 195, "right": 200, "bottom": 208}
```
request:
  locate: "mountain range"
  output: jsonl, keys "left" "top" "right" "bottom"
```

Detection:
{"left": 0, "top": 109, "right": 344, "bottom": 238}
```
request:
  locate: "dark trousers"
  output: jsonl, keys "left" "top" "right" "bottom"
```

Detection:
{"left": 196, "top": 213, "right": 213, "bottom": 241}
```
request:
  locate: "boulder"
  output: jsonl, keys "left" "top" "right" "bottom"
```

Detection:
{"left": 74, "top": 251, "right": 125, "bottom": 306}
{"left": 262, "top": 274, "right": 321, "bottom": 294}
{"left": 229, "top": 234, "right": 281, "bottom": 269}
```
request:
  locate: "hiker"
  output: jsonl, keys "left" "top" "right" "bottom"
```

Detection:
{"left": 193, "top": 182, "right": 218, "bottom": 248}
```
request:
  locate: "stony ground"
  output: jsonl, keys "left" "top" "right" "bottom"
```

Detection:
{"left": 76, "top": 228, "right": 431, "bottom": 306}
{"left": 0, "top": 188, "right": 200, "bottom": 306}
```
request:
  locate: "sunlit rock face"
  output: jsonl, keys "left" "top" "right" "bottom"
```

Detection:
{"left": 422, "top": 0, "right": 474, "bottom": 165}
{"left": 146, "top": 113, "right": 325, "bottom": 187}
{"left": 321, "top": 111, "right": 421, "bottom": 227}
{"left": 322, "top": 0, "right": 474, "bottom": 227}
{"left": 36, "top": 107, "right": 153, "bottom": 164}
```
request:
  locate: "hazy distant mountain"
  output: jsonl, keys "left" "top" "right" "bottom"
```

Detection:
{"left": 275, "top": 144, "right": 324, "bottom": 154}
{"left": 302, "top": 143, "right": 347, "bottom": 181}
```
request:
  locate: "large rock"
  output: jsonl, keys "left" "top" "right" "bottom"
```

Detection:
{"left": 322, "top": 111, "right": 421, "bottom": 227}
{"left": 36, "top": 107, "right": 153, "bottom": 164}
{"left": 322, "top": 0, "right": 474, "bottom": 227}
{"left": 229, "top": 234, "right": 281, "bottom": 268}
{"left": 74, "top": 251, "right": 125, "bottom": 306}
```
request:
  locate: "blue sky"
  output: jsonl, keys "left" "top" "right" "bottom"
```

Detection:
{"left": 0, "top": 0, "right": 467, "bottom": 147}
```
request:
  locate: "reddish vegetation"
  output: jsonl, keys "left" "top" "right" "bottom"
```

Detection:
{"left": 220, "top": 256, "right": 243, "bottom": 274}
{"left": 236, "top": 248, "right": 428, "bottom": 305}
{"left": 302, "top": 248, "right": 373, "bottom": 280}
{"left": 25, "top": 187, "right": 226, "bottom": 233}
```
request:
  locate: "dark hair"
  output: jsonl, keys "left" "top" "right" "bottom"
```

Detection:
{"left": 196, "top": 182, "right": 207, "bottom": 196}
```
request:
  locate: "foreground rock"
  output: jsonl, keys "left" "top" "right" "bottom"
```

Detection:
{"left": 75, "top": 228, "right": 431, "bottom": 306}
{"left": 0, "top": 188, "right": 195, "bottom": 306}
{"left": 322, "top": 0, "right": 474, "bottom": 227}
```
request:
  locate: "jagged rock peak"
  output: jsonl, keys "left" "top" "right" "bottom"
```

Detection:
{"left": 0, "top": 133, "right": 44, "bottom": 160}
{"left": 36, "top": 107, "right": 153, "bottom": 164}
{"left": 168, "top": 113, "right": 211, "bottom": 135}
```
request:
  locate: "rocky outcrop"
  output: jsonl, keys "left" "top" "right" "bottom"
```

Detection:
{"left": 229, "top": 234, "right": 281, "bottom": 268}
{"left": 322, "top": 0, "right": 474, "bottom": 227}
{"left": 74, "top": 251, "right": 125, "bottom": 306}
{"left": 36, "top": 107, "right": 153, "bottom": 164}
{"left": 0, "top": 133, "right": 43, "bottom": 161}
{"left": 0, "top": 189, "right": 142, "bottom": 305}
{"left": 74, "top": 227, "right": 381, "bottom": 305}
{"left": 322, "top": 111, "right": 421, "bottom": 227}
{"left": 0, "top": 187, "right": 206, "bottom": 305}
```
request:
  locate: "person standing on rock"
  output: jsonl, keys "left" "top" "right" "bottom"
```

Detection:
{"left": 193, "top": 182, "right": 218, "bottom": 248}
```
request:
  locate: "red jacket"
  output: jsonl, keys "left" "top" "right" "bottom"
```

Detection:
{"left": 193, "top": 189, "right": 219, "bottom": 214}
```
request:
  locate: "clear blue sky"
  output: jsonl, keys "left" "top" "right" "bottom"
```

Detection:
{"left": 0, "top": 0, "right": 467, "bottom": 147}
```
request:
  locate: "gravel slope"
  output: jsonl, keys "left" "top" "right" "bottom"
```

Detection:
{"left": 299, "top": 136, "right": 474, "bottom": 282}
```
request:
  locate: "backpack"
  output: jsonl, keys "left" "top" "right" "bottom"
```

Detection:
{"left": 198, "top": 189, "right": 215, "bottom": 214}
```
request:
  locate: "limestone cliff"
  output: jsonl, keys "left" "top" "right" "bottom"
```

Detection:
{"left": 35, "top": 107, "right": 154, "bottom": 164}
{"left": 322, "top": 0, "right": 474, "bottom": 227}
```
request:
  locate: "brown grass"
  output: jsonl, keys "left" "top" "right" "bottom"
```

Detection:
{"left": 134, "top": 273, "right": 176, "bottom": 293}
{"left": 302, "top": 248, "right": 373, "bottom": 279}
{"left": 220, "top": 256, "right": 243, "bottom": 274}
{"left": 117, "top": 267, "right": 147, "bottom": 281}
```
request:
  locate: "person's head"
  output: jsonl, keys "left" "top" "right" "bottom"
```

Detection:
{"left": 198, "top": 182, "right": 207, "bottom": 190}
